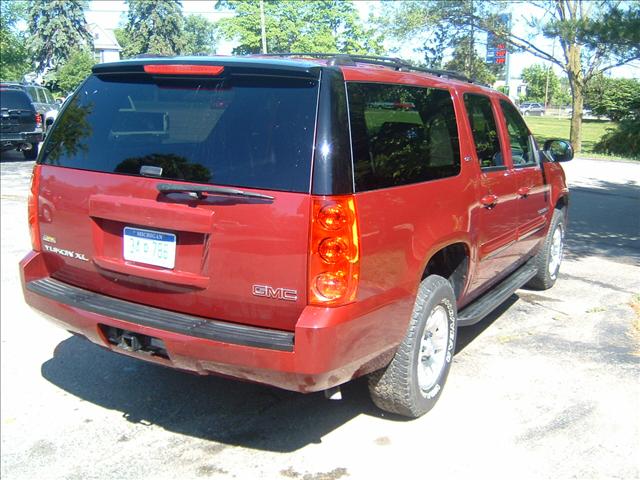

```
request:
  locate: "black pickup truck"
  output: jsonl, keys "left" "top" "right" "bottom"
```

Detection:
{"left": 1, "top": 87, "right": 43, "bottom": 160}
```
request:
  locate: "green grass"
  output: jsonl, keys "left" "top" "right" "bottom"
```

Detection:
{"left": 365, "top": 110, "right": 422, "bottom": 133}
{"left": 525, "top": 117, "right": 631, "bottom": 161}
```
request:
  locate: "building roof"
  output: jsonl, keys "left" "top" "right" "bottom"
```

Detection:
{"left": 88, "top": 23, "right": 122, "bottom": 51}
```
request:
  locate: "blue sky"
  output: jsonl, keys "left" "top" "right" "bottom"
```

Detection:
{"left": 84, "top": 0, "right": 639, "bottom": 80}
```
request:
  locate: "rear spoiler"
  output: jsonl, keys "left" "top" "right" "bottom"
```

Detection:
{"left": 92, "top": 57, "right": 322, "bottom": 79}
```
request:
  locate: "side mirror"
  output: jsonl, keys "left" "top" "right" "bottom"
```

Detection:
{"left": 543, "top": 139, "right": 574, "bottom": 162}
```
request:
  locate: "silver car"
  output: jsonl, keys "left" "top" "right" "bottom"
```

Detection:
{"left": 519, "top": 102, "right": 545, "bottom": 116}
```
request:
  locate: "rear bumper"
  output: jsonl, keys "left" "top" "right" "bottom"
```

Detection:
{"left": 0, "top": 132, "right": 43, "bottom": 144}
{"left": 20, "top": 251, "right": 408, "bottom": 392}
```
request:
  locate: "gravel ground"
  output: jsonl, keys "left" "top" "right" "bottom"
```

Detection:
{"left": 1, "top": 152, "right": 638, "bottom": 480}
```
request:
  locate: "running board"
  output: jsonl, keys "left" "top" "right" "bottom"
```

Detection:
{"left": 457, "top": 261, "right": 538, "bottom": 327}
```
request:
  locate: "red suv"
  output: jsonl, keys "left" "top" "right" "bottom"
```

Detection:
{"left": 20, "top": 54, "right": 573, "bottom": 418}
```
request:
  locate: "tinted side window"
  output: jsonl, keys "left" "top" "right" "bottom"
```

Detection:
{"left": 500, "top": 100, "right": 537, "bottom": 166}
{"left": 347, "top": 83, "right": 460, "bottom": 191}
{"left": 463, "top": 94, "right": 503, "bottom": 169}
{"left": 25, "top": 86, "right": 37, "bottom": 102}
{"left": 37, "top": 88, "right": 47, "bottom": 103}
{"left": 43, "top": 89, "right": 54, "bottom": 103}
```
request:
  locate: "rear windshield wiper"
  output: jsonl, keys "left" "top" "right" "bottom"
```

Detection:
{"left": 156, "top": 183, "right": 274, "bottom": 200}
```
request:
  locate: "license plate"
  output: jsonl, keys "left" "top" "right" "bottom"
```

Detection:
{"left": 123, "top": 227, "right": 176, "bottom": 269}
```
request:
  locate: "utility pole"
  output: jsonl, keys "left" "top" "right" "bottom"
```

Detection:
{"left": 469, "top": 0, "right": 474, "bottom": 78}
{"left": 260, "top": 0, "right": 267, "bottom": 54}
{"left": 544, "top": 39, "right": 556, "bottom": 111}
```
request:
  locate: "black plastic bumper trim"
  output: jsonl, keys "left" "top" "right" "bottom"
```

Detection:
{"left": 27, "top": 278, "right": 294, "bottom": 352}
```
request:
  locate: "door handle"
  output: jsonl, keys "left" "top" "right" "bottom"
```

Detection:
{"left": 480, "top": 194, "right": 498, "bottom": 208}
{"left": 517, "top": 186, "right": 531, "bottom": 197}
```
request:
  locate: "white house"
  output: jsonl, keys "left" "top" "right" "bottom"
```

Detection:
{"left": 88, "top": 23, "right": 122, "bottom": 63}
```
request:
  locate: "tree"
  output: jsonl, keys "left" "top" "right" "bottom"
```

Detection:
{"left": 215, "top": 1, "right": 383, "bottom": 55}
{"left": 521, "top": 64, "right": 561, "bottom": 105}
{"left": 56, "top": 50, "right": 95, "bottom": 94}
{"left": 27, "top": 0, "right": 93, "bottom": 74}
{"left": 594, "top": 96, "right": 639, "bottom": 159}
{"left": 378, "top": 0, "right": 640, "bottom": 154}
{"left": 444, "top": 36, "right": 501, "bottom": 85}
{"left": 113, "top": 28, "right": 131, "bottom": 54}
{"left": 378, "top": 0, "right": 496, "bottom": 72}
{"left": 123, "top": 0, "right": 185, "bottom": 58}
{"left": 0, "top": 1, "right": 30, "bottom": 80}
{"left": 183, "top": 14, "right": 217, "bottom": 55}
{"left": 586, "top": 74, "right": 640, "bottom": 121}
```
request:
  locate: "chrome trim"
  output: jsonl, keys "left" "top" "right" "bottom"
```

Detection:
{"left": 484, "top": 240, "right": 516, "bottom": 259}
{"left": 519, "top": 224, "right": 546, "bottom": 241}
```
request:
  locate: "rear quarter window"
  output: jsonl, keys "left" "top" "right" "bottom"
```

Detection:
{"left": 347, "top": 82, "right": 461, "bottom": 191}
{"left": 40, "top": 74, "right": 319, "bottom": 193}
{"left": 25, "top": 86, "right": 37, "bottom": 102}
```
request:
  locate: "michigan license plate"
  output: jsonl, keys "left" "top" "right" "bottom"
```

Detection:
{"left": 123, "top": 227, "right": 176, "bottom": 269}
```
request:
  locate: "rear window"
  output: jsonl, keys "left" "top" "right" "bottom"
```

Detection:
{"left": 347, "top": 82, "right": 460, "bottom": 191}
{"left": 40, "top": 74, "right": 319, "bottom": 193}
{"left": 0, "top": 89, "right": 33, "bottom": 110}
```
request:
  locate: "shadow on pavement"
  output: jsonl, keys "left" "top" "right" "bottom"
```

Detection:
{"left": 41, "top": 335, "right": 384, "bottom": 453}
{"left": 563, "top": 179, "right": 640, "bottom": 264}
{"left": 456, "top": 294, "right": 519, "bottom": 354}
{"left": 0, "top": 148, "right": 37, "bottom": 163}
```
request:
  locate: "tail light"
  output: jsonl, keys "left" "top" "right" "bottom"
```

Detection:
{"left": 308, "top": 196, "right": 360, "bottom": 306}
{"left": 28, "top": 165, "right": 41, "bottom": 251}
{"left": 35, "top": 113, "right": 42, "bottom": 130}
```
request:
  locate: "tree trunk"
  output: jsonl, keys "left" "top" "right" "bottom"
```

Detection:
{"left": 566, "top": 43, "right": 584, "bottom": 154}
{"left": 569, "top": 79, "right": 584, "bottom": 154}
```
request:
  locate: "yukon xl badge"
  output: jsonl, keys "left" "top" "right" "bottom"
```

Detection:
{"left": 252, "top": 284, "right": 298, "bottom": 302}
{"left": 43, "top": 244, "right": 89, "bottom": 261}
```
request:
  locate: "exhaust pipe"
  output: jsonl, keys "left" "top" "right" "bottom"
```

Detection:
{"left": 19, "top": 143, "right": 33, "bottom": 151}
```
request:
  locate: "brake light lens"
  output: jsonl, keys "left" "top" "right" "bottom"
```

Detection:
{"left": 27, "top": 165, "right": 41, "bottom": 251}
{"left": 309, "top": 196, "right": 360, "bottom": 305}
{"left": 35, "top": 113, "right": 42, "bottom": 130}
{"left": 143, "top": 64, "right": 225, "bottom": 75}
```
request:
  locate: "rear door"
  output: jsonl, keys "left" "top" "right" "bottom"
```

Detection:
{"left": 37, "top": 65, "right": 320, "bottom": 331}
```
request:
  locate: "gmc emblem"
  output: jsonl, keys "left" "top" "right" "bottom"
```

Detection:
{"left": 252, "top": 284, "right": 298, "bottom": 302}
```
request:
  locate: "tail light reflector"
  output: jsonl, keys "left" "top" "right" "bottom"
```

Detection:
{"left": 309, "top": 196, "right": 360, "bottom": 306}
{"left": 35, "top": 113, "right": 42, "bottom": 130}
{"left": 28, "top": 165, "right": 41, "bottom": 251}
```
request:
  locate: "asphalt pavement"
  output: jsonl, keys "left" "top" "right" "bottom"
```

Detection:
{"left": 1, "top": 150, "right": 638, "bottom": 480}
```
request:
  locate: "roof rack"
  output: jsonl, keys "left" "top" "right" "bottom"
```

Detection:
{"left": 251, "top": 53, "right": 487, "bottom": 86}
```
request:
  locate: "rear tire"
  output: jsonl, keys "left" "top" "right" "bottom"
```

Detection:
{"left": 23, "top": 143, "right": 38, "bottom": 160}
{"left": 368, "top": 275, "right": 457, "bottom": 418}
{"left": 526, "top": 209, "right": 565, "bottom": 290}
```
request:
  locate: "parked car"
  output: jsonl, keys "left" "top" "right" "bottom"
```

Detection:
{"left": 20, "top": 54, "right": 573, "bottom": 418}
{"left": 0, "top": 86, "right": 44, "bottom": 159}
{"left": 0, "top": 82, "right": 60, "bottom": 132}
{"left": 519, "top": 102, "right": 546, "bottom": 116}
{"left": 566, "top": 107, "right": 594, "bottom": 118}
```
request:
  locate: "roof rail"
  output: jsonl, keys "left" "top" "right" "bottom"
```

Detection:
{"left": 251, "top": 53, "right": 487, "bottom": 86}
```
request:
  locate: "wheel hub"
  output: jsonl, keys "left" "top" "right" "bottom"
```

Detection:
{"left": 417, "top": 305, "right": 449, "bottom": 393}
{"left": 548, "top": 225, "right": 564, "bottom": 277}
